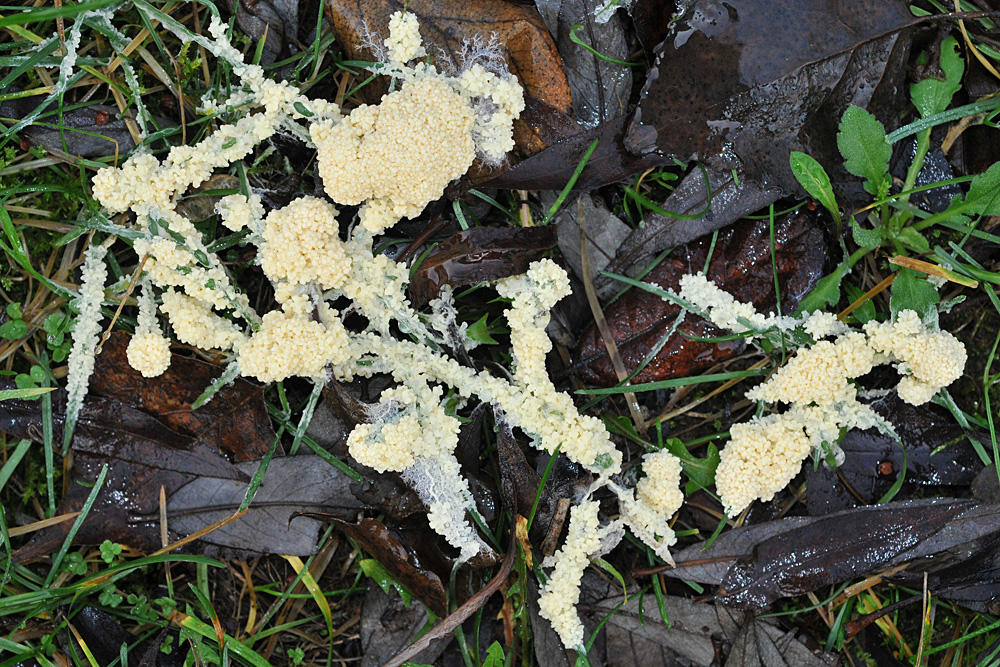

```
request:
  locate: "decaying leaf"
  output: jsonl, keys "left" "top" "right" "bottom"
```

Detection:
{"left": 69, "top": 607, "right": 176, "bottom": 667}
{"left": 408, "top": 226, "right": 557, "bottom": 307}
{"left": 807, "top": 394, "right": 986, "bottom": 515}
{"left": 598, "top": 165, "right": 782, "bottom": 283}
{"left": 91, "top": 332, "right": 275, "bottom": 462}
{"left": 624, "top": 0, "right": 915, "bottom": 203}
{"left": 554, "top": 194, "right": 631, "bottom": 301}
{"left": 577, "top": 572, "right": 837, "bottom": 666}
{"left": 360, "top": 584, "right": 452, "bottom": 667}
{"left": 0, "top": 100, "right": 140, "bottom": 158}
{"left": 490, "top": 0, "right": 914, "bottom": 201}
{"left": 168, "top": 457, "right": 364, "bottom": 556}
{"left": 533, "top": 0, "right": 633, "bottom": 128}
{"left": 235, "top": 0, "right": 298, "bottom": 65}
{"left": 3, "top": 387, "right": 361, "bottom": 560}
{"left": 574, "top": 209, "right": 826, "bottom": 386}
{"left": 659, "top": 499, "right": 1000, "bottom": 611}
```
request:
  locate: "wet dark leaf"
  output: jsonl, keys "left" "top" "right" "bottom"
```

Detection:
{"left": 69, "top": 608, "right": 181, "bottom": 667}
{"left": 578, "top": 573, "right": 836, "bottom": 667}
{"left": 723, "top": 610, "right": 837, "bottom": 667}
{"left": 574, "top": 208, "right": 826, "bottom": 386}
{"left": 91, "top": 332, "right": 276, "bottom": 462}
{"left": 807, "top": 394, "right": 986, "bottom": 515}
{"left": 327, "top": 0, "right": 573, "bottom": 159}
{"left": 0, "top": 100, "right": 139, "bottom": 158}
{"left": 360, "top": 584, "right": 452, "bottom": 667}
{"left": 167, "top": 456, "right": 364, "bottom": 556}
{"left": 408, "top": 226, "right": 558, "bottom": 307}
{"left": 328, "top": 517, "right": 448, "bottom": 617}
{"left": 599, "top": 166, "right": 782, "bottom": 282}
{"left": 528, "top": 580, "right": 573, "bottom": 667}
{"left": 235, "top": 0, "right": 297, "bottom": 65}
{"left": 659, "top": 499, "right": 1000, "bottom": 610}
{"left": 555, "top": 194, "right": 631, "bottom": 301}
{"left": 624, "top": 0, "right": 915, "bottom": 202}
{"left": 929, "top": 531, "right": 1000, "bottom": 614}
{"left": 4, "top": 388, "right": 360, "bottom": 560}
{"left": 534, "top": 0, "right": 633, "bottom": 128}
{"left": 483, "top": 114, "right": 668, "bottom": 191}
{"left": 631, "top": 0, "right": 673, "bottom": 61}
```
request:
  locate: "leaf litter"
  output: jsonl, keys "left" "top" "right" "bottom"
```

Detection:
{"left": 3, "top": 0, "right": 1000, "bottom": 664}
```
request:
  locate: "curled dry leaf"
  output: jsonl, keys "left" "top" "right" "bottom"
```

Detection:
{"left": 574, "top": 208, "right": 826, "bottom": 386}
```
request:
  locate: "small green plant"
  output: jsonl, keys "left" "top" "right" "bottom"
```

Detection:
{"left": 100, "top": 539, "right": 123, "bottom": 564}
{"left": 791, "top": 35, "right": 1000, "bottom": 316}
{"left": 0, "top": 302, "right": 27, "bottom": 340}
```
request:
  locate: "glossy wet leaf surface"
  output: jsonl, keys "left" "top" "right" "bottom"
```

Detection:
{"left": 661, "top": 499, "right": 1000, "bottom": 610}
{"left": 807, "top": 394, "right": 986, "bottom": 515}
{"left": 625, "top": 0, "right": 914, "bottom": 201}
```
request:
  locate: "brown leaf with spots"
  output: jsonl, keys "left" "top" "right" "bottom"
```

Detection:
{"left": 91, "top": 331, "right": 275, "bottom": 461}
{"left": 327, "top": 0, "right": 574, "bottom": 158}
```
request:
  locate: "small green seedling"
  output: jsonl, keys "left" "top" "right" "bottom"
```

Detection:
{"left": 0, "top": 302, "right": 27, "bottom": 340}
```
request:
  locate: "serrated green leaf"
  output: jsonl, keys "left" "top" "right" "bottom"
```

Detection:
{"left": 850, "top": 216, "right": 884, "bottom": 248}
{"left": 845, "top": 284, "right": 876, "bottom": 324}
{"left": 790, "top": 152, "right": 839, "bottom": 221}
{"left": 911, "top": 36, "right": 964, "bottom": 119}
{"left": 961, "top": 161, "right": 1000, "bottom": 216}
{"left": 894, "top": 226, "right": 930, "bottom": 253}
{"left": 890, "top": 267, "right": 940, "bottom": 321}
{"left": 465, "top": 314, "right": 499, "bottom": 345}
{"left": 481, "top": 642, "right": 506, "bottom": 667}
{"left": 795, "top": 262, "right": 849, "bottom": 314}
{"left": 837, "top": 106, "right": 891, "bottom": 197}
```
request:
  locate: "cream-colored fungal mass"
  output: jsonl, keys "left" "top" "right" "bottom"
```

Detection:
{"left": 126, "top": 332, "right": 172, "bottom": 378}
{"left": 384, "top": 11, "right": 425, "bottom": 64}
{"left": 237, "top": 307, "right": 350, "bottom": 383}
{"left": 537, "top": 500, "right": 604, "bottom": 648}
{"left": 312, "top": 77, "right": 477, "bottom": 233}
{"left": 714, "top": 413, "right": 815, "bottom": 516}
{"left": 864, "top": 309, "right": 967, "bottom": 406}
{"left": 259, "top": 197, "right": 351, "bottom": 290}
{"left": 675, "top": 270, "right": 968, "bottom": 515}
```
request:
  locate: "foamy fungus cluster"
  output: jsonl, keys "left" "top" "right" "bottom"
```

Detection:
{"left": 674, "top": 273, "right": 967, "bottom": 516}
{"left": 77, "top": 12, "right": 688, "bottom": 648}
